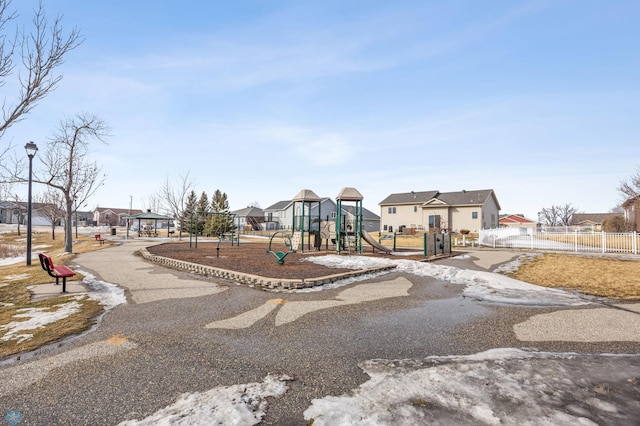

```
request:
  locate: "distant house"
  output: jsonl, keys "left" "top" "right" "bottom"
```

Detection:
{"left": 379, "top": 189, "right": 500, "bottom": 233}
{"left": 571, "top": 213, "right": 622, "bottom": 231}
{"left": 499, "top": 214, "right": 537, "bottom": 231}
{"left": 233, "top": 206, "right": 266, "bottom": 231}
{"left": 93, "top": 207, "right": 143, "bottom": 227}
{"left": 0, "top": 201, "right": 60, "bottom": 226}
{"left": 622, "top": 197, "right": 640, "bottom": 232}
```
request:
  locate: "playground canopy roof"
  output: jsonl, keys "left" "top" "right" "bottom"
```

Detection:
{"left": 336, "top": 187, "right": 363, "bottom": 201}
{"left": 292, "top": 189, "right": 321, "bottom": 202}
{"left": 123, "top": 211, "right": 173, "bottom": 221}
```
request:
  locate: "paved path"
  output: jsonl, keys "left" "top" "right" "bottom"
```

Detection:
{"left": 1, "top": 241, "right": 639, "bottom": 425}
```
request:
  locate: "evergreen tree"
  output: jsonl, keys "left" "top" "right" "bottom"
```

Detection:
{"left": 196, "top": 191, "right": 210, "bottom": 235}
{"left": 182, "top": 190, "right": 198, "bottom": 234}
{"left": 206, "top": 189, "right": 236, "bottom": 235}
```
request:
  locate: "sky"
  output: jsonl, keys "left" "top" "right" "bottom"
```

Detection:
{"left": 2, "top": 241, "right": 639, "bottom": 423}
{"left": 1, "top": 0, "right": 639, "bottom": 219}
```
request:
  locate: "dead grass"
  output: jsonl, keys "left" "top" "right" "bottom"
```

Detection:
{"left": 0, "top": 229, "right": 113, "bottom": 358}
{"left": 508, "top": 253, "right": 640, "bottom": 301}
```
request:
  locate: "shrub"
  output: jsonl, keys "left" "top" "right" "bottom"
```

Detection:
{"left": 602, "top": 215, "right": 629, "bottom": 232}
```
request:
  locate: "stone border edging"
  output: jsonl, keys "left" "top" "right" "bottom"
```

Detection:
{"left": 139, "top": 248, "right": 397, "bottom": 290}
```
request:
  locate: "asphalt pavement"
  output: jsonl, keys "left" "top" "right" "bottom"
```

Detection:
{"left": 2, "top": 239, "right": 639, "bottom": 425}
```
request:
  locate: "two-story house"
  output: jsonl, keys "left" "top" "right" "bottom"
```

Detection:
{"left": 379, "top": 189, "right": 500, "bottom": 233}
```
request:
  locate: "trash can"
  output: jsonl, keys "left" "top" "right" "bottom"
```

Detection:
{"left": 111, "top": 227, "right": 116, "bottom": 236}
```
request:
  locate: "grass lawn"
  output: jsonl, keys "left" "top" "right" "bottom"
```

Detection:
{"left": 0, "top": 229, "right": 110, "bottom": 358}
{"left": 506, "top": 253, "right": 640, "bottom": 301}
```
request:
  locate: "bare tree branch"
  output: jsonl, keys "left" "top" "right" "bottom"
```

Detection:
{"left": 618, "top": 166, "right": 640, "bottom": 201}
{"left": 0, "top": 0, "right": 82, "bottom": 138}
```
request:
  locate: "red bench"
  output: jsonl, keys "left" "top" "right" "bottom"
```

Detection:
{"left": 95, "top": 234, "right": 106, "bottom": 245}
{"left": 38, "top": 253, "right": 77, "bottom": 293}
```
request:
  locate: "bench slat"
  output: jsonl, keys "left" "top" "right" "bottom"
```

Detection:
{"left": 53, "top": 266, "right": 76, "bottom": 277}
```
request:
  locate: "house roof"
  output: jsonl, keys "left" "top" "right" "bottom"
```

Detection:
{"left": 622, "top": 197, "right": 640, "bottom": 208}
{"left": 499, "top": 214, "right": 537, "bottom": 224}
{"left": 572, "top": 213, "right": 620, "bottom": 225}
{"left": 96, "top": 207, "right": 144, "bottom": 215}
{"left": 264, "top": 200, "right": 291, "bottom": 211}
{"left": 232, "top": 206, "right": 264, "bottom": 217}
{"left": 379, "top": 191, "right": 439, "bottom": 205}
{"left": 380, "top": 189, "right": 500, "bottom": 210}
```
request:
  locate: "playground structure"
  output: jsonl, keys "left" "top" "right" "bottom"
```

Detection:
{"left": 267, "top": 231, "right": 298, "bottom": 264}
{"left": 289, "top": 187, "right": 381, "bottom": 255}
{"left": 287, "top": 186, "right": 452, "bottom": 258}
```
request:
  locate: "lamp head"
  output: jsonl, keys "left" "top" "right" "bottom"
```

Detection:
{"left": 24, "top": 141, "right": 38, "bottom": 158}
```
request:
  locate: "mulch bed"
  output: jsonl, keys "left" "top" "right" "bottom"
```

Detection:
{"left": 145, "top": 241, "right": 426, "bottom": 280}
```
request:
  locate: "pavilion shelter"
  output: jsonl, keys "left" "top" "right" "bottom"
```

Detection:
{"left": 124, "top": 210, "right": 174, "bottom": 237}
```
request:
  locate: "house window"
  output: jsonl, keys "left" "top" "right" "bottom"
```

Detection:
{"left": 383, "top": 225, "right": 388, "bottom": 231}
{"left": 429, "top": 215, "right": 441, "bottom": 229}
{"left": 414, "top": 206, "right": 418, "bottom": 213}
{"left": 388, "top": 207, "right": 396, "bottom": 214}
{"left": 472, "top": 211, "right": 478, "bottom": 219}
{"left": 330, "top": 211, "right": 337, "bottom": 219}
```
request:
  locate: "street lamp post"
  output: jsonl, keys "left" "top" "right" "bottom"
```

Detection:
{"left": 25, "top": 142, "right": 38, "bottom": 266}
{"left": 74, "top": 197, "right": 78, "bottom": 239}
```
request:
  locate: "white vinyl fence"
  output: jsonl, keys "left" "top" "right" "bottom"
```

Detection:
{"left": 479, "top": 227, "right": 639, "bottom": 254}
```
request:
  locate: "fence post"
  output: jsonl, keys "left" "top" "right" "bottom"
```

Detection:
{"left": 602, "top": 232, "right": 606, "bottom": 254}
{"left": 574, "top": 230, "right": 578, "bottom": 252}
{"left": 634, "top": 232, "right": 637, "bottom": 255}
{"left": 423, "top": 232, "right": 427, "bottom": 259}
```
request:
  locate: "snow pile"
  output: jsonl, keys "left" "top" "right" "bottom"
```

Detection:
{"left": 78, "top": 269, "right": 127, "bottom": 310}
{"left": 305, "top": 255, "right": 589, "bottom": 306}
{"left": 119, "top": 374, "right": 291, "bottom": 426}
{"left": 0, "top": 297, "right": 83, "bottom": 343}
{"left": 304, "top": 348, "right": 640, "bottom": 425}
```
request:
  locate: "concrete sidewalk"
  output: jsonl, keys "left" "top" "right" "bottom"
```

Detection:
{"left": 70, "top": 240, "right": 227, "bottom": 304}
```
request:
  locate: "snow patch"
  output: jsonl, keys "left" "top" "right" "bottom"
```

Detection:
{"left": 118, "top": 374, "right": 291, "bottom": 425}
{"left": 305, "top": 255, "right": 590, "bottom": 306}
{"left": 0, "top": 297, "right": 83, "bottom": 343}
{"left": 304, "top": 348, "right": 640, "bottom": 425}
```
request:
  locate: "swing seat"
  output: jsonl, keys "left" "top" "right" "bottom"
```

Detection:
{"left": 271, "top": 250, "right": 288, "bottom": 264}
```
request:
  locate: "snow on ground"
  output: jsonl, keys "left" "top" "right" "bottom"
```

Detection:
{"left": 0, "top": 254, "right": 24, "bottom": 266}
{"left": 111, "top": 348, "right": 640, "bottom": 425}
{"left": 0, "top": 297, "right": 83, "bottom": 343}
{"left": 304, "top": 255, "right": 591, "bottom": 306}
{"left": 118, "top": 374, "right": 291, "bottom": 426}
{"left": 0, "top": 271, "right": 125, "bottom": 345}
{"left": 77, "top": 269, "right": 127, "bottom": 310}
{"left": 304, "top": 348, "right": 640, "bottom": 425}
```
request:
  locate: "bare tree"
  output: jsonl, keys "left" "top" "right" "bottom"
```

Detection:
{"left": 558, "top": 203, "right": 579, "bottom": 226}
{"left": 36, "top": 188, "right": 64, "bottom": 239}
{"left": 157, "top": 172, "right": 195, "bottom": 240}
{"left": 539, "top": 206, "right": 560, "bottom": 227}
{"left": 540, "top": 204, "right": 579, "bottom": 227}
{"left": 618, "top": 167, "right": 640, "bottom": 200}
{"left": 34, "top": 112, "right": 109, "bottom": 252}
{"left": 9, "top": 191, "right": 23, "bottom": 234}
{"left": 0, "top": 0, "right": 82, "bottom": 141}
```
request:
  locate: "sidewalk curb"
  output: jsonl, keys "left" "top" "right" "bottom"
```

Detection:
{"left": 139, "top": 248, "right": 396, "bottom": 290}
